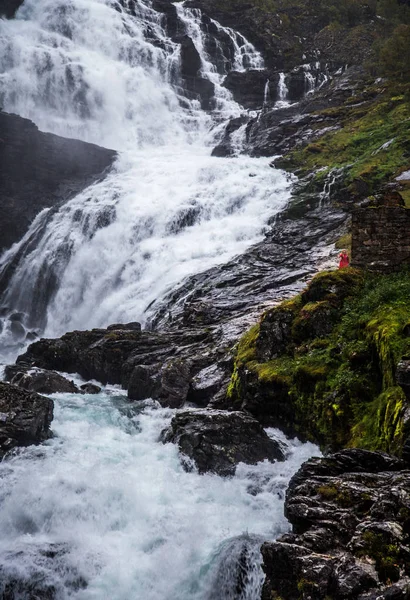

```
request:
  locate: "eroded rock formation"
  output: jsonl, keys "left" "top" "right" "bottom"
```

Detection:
{"left": 262, "top": 449, "right": 410, "bottom": 600}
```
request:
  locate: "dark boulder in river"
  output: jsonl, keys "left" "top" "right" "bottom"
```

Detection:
{"left": 6, "top": 366, "right": 81, "bottom": 395}
{"left": 0, "top": 381, "right": 54, "bottom": 459}
{"left": 161, "top": 409, "right": 286, "bottom": 476}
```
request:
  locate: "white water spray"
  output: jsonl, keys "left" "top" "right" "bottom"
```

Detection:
{"left": 0, "top": 0, "right": 291, "bottom": 341}
{"left": 0, "top": 389, "right": 319, "bottom": 599}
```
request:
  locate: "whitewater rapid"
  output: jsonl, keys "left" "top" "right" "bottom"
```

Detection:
{"left": 0, "top": 386, "right": 319, "bottom": 599}
{"left": 0, "top": 0, "right": 293, "bottom": 342}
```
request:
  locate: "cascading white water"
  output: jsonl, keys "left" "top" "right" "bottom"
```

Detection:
{"left": 274, "top": 72, "right": 289, "bottom": 108}
{"left": 0, "top": 0, "right": 292, "bottom": 343}
{"left": 0, "top": 387, "right": 319, "bottom": 599}
{"left": 0, "top": 5, "right": 321, "bottom": 597}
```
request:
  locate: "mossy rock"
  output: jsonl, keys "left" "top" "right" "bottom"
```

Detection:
{"left": 301, "top": 268, "right": 364, "bottom": 306}
{"left": 228, "top": 269, "right": 410, "bottom": 455}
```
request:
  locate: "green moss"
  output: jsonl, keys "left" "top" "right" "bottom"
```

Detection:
{"left": 317, "top": 484, "right": 339, "bottom": 499}
{"left": 357, "top": 532, "right": 402, "bottom": 583}
{"left": 236, "top": 323, "right": 260, "bottom": 365}
{"left": 279, "top": 82, "right": 410, "bottom": 197}
{"left": 228, "top": 269, "right": 410, "bottom": 455}
{"left": 335, "top": 233, "right": 352, "bottom": 252}
{"left": 351, "top": 386, "right": 407, "bottom": 454}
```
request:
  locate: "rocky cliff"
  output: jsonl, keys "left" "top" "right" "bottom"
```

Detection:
{"left": 0, "top": 0, "right": 24, "bottom": 18}
{"left": 0, "top": 111, "right": 116, "bottom": 255}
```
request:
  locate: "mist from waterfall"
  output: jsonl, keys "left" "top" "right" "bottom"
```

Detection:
{"left": 0, "top": 0, "right": 292, "bottom": 341}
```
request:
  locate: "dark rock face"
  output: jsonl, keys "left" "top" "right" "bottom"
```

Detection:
{"left": 160, "top": 409, "right": 286, "bottom": 475}
{"left": 0, "top": 111, "right": 116, "bottom": 255}
{"left": 179, "top": 35, "right": 202, "bottom": 78}
{"left": 0, "top": 0, "right": 23, "bottom": 18}
{"left": 223, "top": 70, "right": 276, "bottom": 110}
{"left": 0, "top": 381, "right": 54, "bottom": 459}
{"left": 397, "top": 360, "right": 410, "bottom": 401}
{"left": 9, "top": 367, "right": 80, "bottom": 395}
{"left": 261, "top": 449, "right": 410, "bottom": 600}
{"left": 246, "top": 67, "right": 362, "bottom": 158}
{"left": 128, "top": 358, "right": 191, "bottom": 408}
{"left": 186, "top": 0, "right": 381, "bottom": 72}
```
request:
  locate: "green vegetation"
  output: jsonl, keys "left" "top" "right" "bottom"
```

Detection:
{"left": 356, "top": 531, "right": 402, "bottom": 583}
{"left": 278, "top": 81, "right": 410, "bottom": 197}
{"left": 229, "top": 269, "right": 410, "bottom": 454}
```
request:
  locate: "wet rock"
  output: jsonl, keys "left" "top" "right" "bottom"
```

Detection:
{"left": 9, "top": 312, "right": 25, "bottom": 322}
{"left": 211, "top": 115, "right": 250, "bottom": 157}
{"left": 107, "top": 322, "right": 142, "bottom": 332}
{"left": 128, "top": 359, "right": 191, "bottom": 408}
{"left": 25, "top": 331, "right": 39, "bottom": 342}
{"left": 80, "top": 383, "right": 102, "bottom": 394}
{"left": 222, "top": 70, "right": 275, "bottom": 110}
{"left": 0, "top": 0, "right": 24, "bottom": 18}
{"left": 0, "top": 381, "right": 54, "bottom": 459}
{"left": 261, "top": 449, "right": 410, "bottom": 600}
{"left": 183, "top": 75, "right": 215, "bottom": 110}
{"left": 161, "top": 409, "right": 286, "bottom": 476}
{"left": 158, "top": 359, "right": 191, "bottom": 408}
{"left": 179, "top": 34, "right": 201, "bottom": 78}
{"left": 151, "top": 0, "right": 179, "bottom": 38}
{"left": 0, "top": 111, "right": 116, "bottom": 258}
{"left": 188, "top": 363, "right": 226, "bottom": 407}
{"left": 127, "top": 364, "right": 159, "bottom": 401}
{"left": 9, "top": 320, "right": 25, "bottom": 340}
{"left": 10, "top": 368, "right": 80, "bottom": 395}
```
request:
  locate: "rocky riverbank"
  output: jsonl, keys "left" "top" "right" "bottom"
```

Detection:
{"left": 262, "top": 449, "right": 410, "bottom": 600}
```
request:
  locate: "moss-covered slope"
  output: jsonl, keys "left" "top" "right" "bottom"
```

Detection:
{"left": 276, "top": 81, "right": 410, "bottom": 199}
{"left": 228, "top": 268, "right": 410, "bottom": 455}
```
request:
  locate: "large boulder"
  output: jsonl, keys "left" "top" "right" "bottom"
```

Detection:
{"left": 8, "top": 367, "right": 80, "bottom": 395}
{"left": 0, "top": 382, "right": 54, "bottom": 459}
{"left": 161, "top": 409, "right": 286, "bottom": 476}
{"left": 261, "top": 449, "right": 410, "bottom": 600}
{"left": 128, "top": 358, "right": 191, "bottom": 408}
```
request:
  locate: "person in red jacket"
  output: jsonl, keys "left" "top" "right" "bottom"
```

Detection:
{"left": 339, "top": 250, "right": 350, "bottom": 269}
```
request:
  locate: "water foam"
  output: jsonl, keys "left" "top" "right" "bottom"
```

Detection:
{"left": 0, "top": 390, "right": 319, "bottom": 599}
{"left": 0, "top": 0, "right": 292, "bottom": 341}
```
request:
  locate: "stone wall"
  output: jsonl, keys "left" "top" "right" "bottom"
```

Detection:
{"left": 351, "top": 207, "right": 410, "bottom": 271}
{"left": 0, "top": 111, "right": 116, "bottom": 253}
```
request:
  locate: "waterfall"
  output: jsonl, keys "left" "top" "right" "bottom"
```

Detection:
{"left": 0, "top": 0, "right": 292, "bottom": 344}
{"left": 302, "top": 62, "right": 330, "bottom": 95}
{"left": 0, "top": 4, "right": 322, "bottom": 597}
{"left": 263, "top": 79, "right": 270, "bottom": 109}
{"left": 274, "top": 72, "right": 289, "bottom": 108}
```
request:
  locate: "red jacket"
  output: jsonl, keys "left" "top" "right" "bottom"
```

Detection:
{"left": 339, "top": 253, "right": 349, "bottom": 268}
